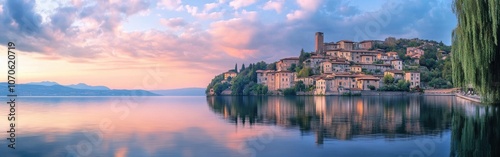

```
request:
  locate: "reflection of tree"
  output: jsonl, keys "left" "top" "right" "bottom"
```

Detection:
{"left": 450, "top": 106, "right": 500, "bottom": 157}
{"left": 206, "top": 96, "right": 454, "bottom": 144}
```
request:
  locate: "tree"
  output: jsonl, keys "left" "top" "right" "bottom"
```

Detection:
{"left": 298, "top": 67, "right": 312, "bottom": 78}
{"left": 383, "top": 75, "right": 395, "bottom": 84}
{"left": 288, "top": 63, "right": 297, "bottom": 71}
{"left": 234, "top": 64, "right": 238, "bottom": 73}
{"left": 267, "top": 62, "right": 277, "bottom": 70}
{"left": 240, "top": 64, "right": 246, "bottom": 72}
{"left": 367, "top": 85, "right": 376, "bottom": 90}
{"left": 294, "top": 81, "right": 306, "bottom": 92}
{"left": 452, "top": 0, "right": 500, "bottom": 103}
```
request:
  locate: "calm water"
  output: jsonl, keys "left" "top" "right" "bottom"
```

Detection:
{"left": 0, "top": 96, "right": 498, "bottom": 157}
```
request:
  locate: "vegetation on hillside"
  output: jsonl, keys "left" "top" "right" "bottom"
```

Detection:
{"left": 373, "top": 37, "right": 453, "bottom": 89}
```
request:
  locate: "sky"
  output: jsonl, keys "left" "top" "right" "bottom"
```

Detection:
{"left": 0, "top": 0, "right": 457, "bottom": 90}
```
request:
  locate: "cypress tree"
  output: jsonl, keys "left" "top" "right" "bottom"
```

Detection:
{"left": 452, "top": 0, "right": 500, "bottom": 103}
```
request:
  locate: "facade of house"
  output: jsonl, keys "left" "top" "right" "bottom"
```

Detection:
{"left": 391, "top": 59, "right": 403, "bottom": 70}
{"left": 356, "top": 76, "right": 380, "bottom": 90}
{"left": 405, "top": 72, "right": 420, "bottom": 88}
{"left": 277, "top": 57, "right": 300, "bottom": 71}
{"left": 351, "top": 65, "right": 362, "bottom": 73}
{"left": 256, "top": 70, "right": 296, "bottom": 91}
{"left": 406, "top": 47, "right": 424, "bottom": 58}
{"left": 384, "top": 70, "right": 404, "bottom": 80}
{"left": 224, "top": 71, "right": 237, "bottom": 80}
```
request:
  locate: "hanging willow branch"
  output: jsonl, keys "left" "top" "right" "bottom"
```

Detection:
{"left": 452, "top": 0, "right": 500, "bottom": 104}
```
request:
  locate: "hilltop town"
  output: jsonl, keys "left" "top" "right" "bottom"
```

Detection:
{"left": 207, "top": 32, "right": 452, "bottom": 96}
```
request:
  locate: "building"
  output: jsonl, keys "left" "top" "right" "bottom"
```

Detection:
{"left": 296, "top": 76, "right": 316, "bottom": 86}
{"left": 360, "top": 54, "right": 376, "bottom": 64}
{"left": 315, "top": 32, "right": 324, "bottom": 53}
{"left": 277, "top": 57, "right": 300, "bottom": 71}
{"left": 386, "top": 51, "right": 399, "bottom": 59}
{"left": 391, "top": 59, "right": 403, "bottom": 70}
{"left": 326, "top": 49, "right": 381, "bottom": 63}
{"left": 256, "top": 70, "right": 295, "bottom": 91}
{"left": 384, "top": 70, "right": 404, "bottom": 80}
{"left": 359, "top": 63, "right": 392, "bottom": 72}
{"left": 338, "top": 40, "right": 355, "bottom": 50}
{"left": 406, "top": 47, "right": 424, "bottom": 58}
{"left": 377, "top": 53, "right": 388, "bottom": 60}
{"left": 405, "top": 71, "right": 420, "bottom": 88}
{"left": 356, "top": 76, "right": 380, "bottom": 90}
{"left": 359, "top": 40, "right": 383, "bottom": 50}
{"left": 351, "top": 65, "right": 362, "bottom": 73}
{"left": 224, "top": 71, "right": 237, "bottom": 80}
{"left": 315, "top": 77, "right": 335, "bottom": 95}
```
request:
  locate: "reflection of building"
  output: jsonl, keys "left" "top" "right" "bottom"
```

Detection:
{"left": 207, "top": 96, "right": 454, "bottom": 145}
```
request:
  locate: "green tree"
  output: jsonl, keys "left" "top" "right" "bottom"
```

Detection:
{"left": 294, "top": 81, "right": 306, "bottom": 92}
{"left": 383, "top": 75, "right": 395, "bottom": 84}
{"left": 267, "top": 62, "right": 277, "bottom": 70}
{"left": 234, "top": 64, "right": 238, "bottom": 73}
{"left": 240, "top": 64, "right": 246, "bottom": 72}
{"left": 298, "top": 67, "right": 312, "bottom": 77}
{"left": 452, "top": 0, "right": 500, "bottom": 103}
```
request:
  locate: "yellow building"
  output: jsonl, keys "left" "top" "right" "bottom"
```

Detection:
{"left": 405, "top": 72, "right": 420, "bottom": 88}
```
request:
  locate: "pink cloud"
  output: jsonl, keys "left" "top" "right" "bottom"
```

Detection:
{"left": 263, "top": 0, "right": 284, "bottom": 13}
{"left": 209, "top": 18, "right": 257, "bottom": 58}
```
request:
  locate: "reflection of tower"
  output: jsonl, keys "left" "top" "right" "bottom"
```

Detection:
{"left": 315, "top": 32, "right": 324, "bottom": 54}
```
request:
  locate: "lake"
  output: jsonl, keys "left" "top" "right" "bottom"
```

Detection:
{"left": 0, "top": 96, "right": 498, "bottom": 157}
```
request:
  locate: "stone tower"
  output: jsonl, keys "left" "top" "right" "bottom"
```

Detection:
{"left": 315, "top": 32, "right": 324, "bottom": 54}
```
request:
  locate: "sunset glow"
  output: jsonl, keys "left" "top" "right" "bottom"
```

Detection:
{"left": 0, "top": 0, "right": 456, "bottom": 89}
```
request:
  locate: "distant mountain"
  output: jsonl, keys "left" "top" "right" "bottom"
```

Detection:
{"left": 66, "top": 83, "right": 110, "bottom": 90}
{"left": 26, "top": 81, "right": 60, "bottom": 86}
{"left": 0, "top": 83, "right": 159, "bottom": 96}
{"left": 26, "top": 81, "right": 110, "bottom": 90}
{"left": 150, "top": 88, "right": 205, "bottom": 96}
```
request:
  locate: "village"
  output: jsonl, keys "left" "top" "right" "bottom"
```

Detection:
{"left": 211, "top": 32, "right": 446, "bottom": 96}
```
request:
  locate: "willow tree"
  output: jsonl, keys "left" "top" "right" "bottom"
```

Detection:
{"left": 452, "top": 0, "right": 500, "bottom": 104}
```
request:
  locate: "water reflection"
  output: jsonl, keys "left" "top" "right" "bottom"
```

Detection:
{"left": 0, "top": 96, "right": 497, "bottom": 157}
{"left": 450, "top": 102, "right": 500, "bottom": 157}
{"left": 207, "top": 96, "right": 455, "bottom": 144}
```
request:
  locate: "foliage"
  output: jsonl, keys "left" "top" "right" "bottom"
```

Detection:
{"left": 378, "top": 79, "right": 410, "bottom": 92}
{"left": 297, "top": 67, "right": 313, "bottom": 78}
{"left": 282, "top": 88, "right": 296, "bottom": 96}
{"left": 231, "top": 61, "right": 268, "bottom": 95}
{"left": 206, "top": 74, "right": 225, "bottom": 94}
{"left": 451, "top": 0, "right": 500, "bottom": 103}
{"left": 294, "top": 81, "right": 306, "bottom": 92}
{"left": 212, "top": 82, "right": 230, "bottom": 95}
{"left": 367, "top": 85, "right": 376, "bottom": 90}
{"left": 240, "top": 64, "right": 246, "bottom": 72}
{"left": 288, "top": 63, "right": 297, "bottom": 71}
{"left": 383, "top": 75, "right": 395, "bottom": 84}
{"left": 234, "top": 64, "right": 238, "bottom": 73}
{"left": 267, "top": 62, "right": 277, "bottom": 70}
{"left": 429, "top": 78, "right": 453, "bottom": 89}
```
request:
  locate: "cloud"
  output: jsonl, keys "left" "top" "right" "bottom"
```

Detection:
{"left": 263, "top": 0, "right": 284, "bottom": 13}
{"left": 160, "top": 17, "right": 186, "bottom": 28}
{"left": 286, "top": 0, "right": 323, "bottom": 21}
{"left": 157, "top": 0, "right": 182, "bottom": 10}
{"left": 229, "top": 0, "right": 256, "bottom": 10}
